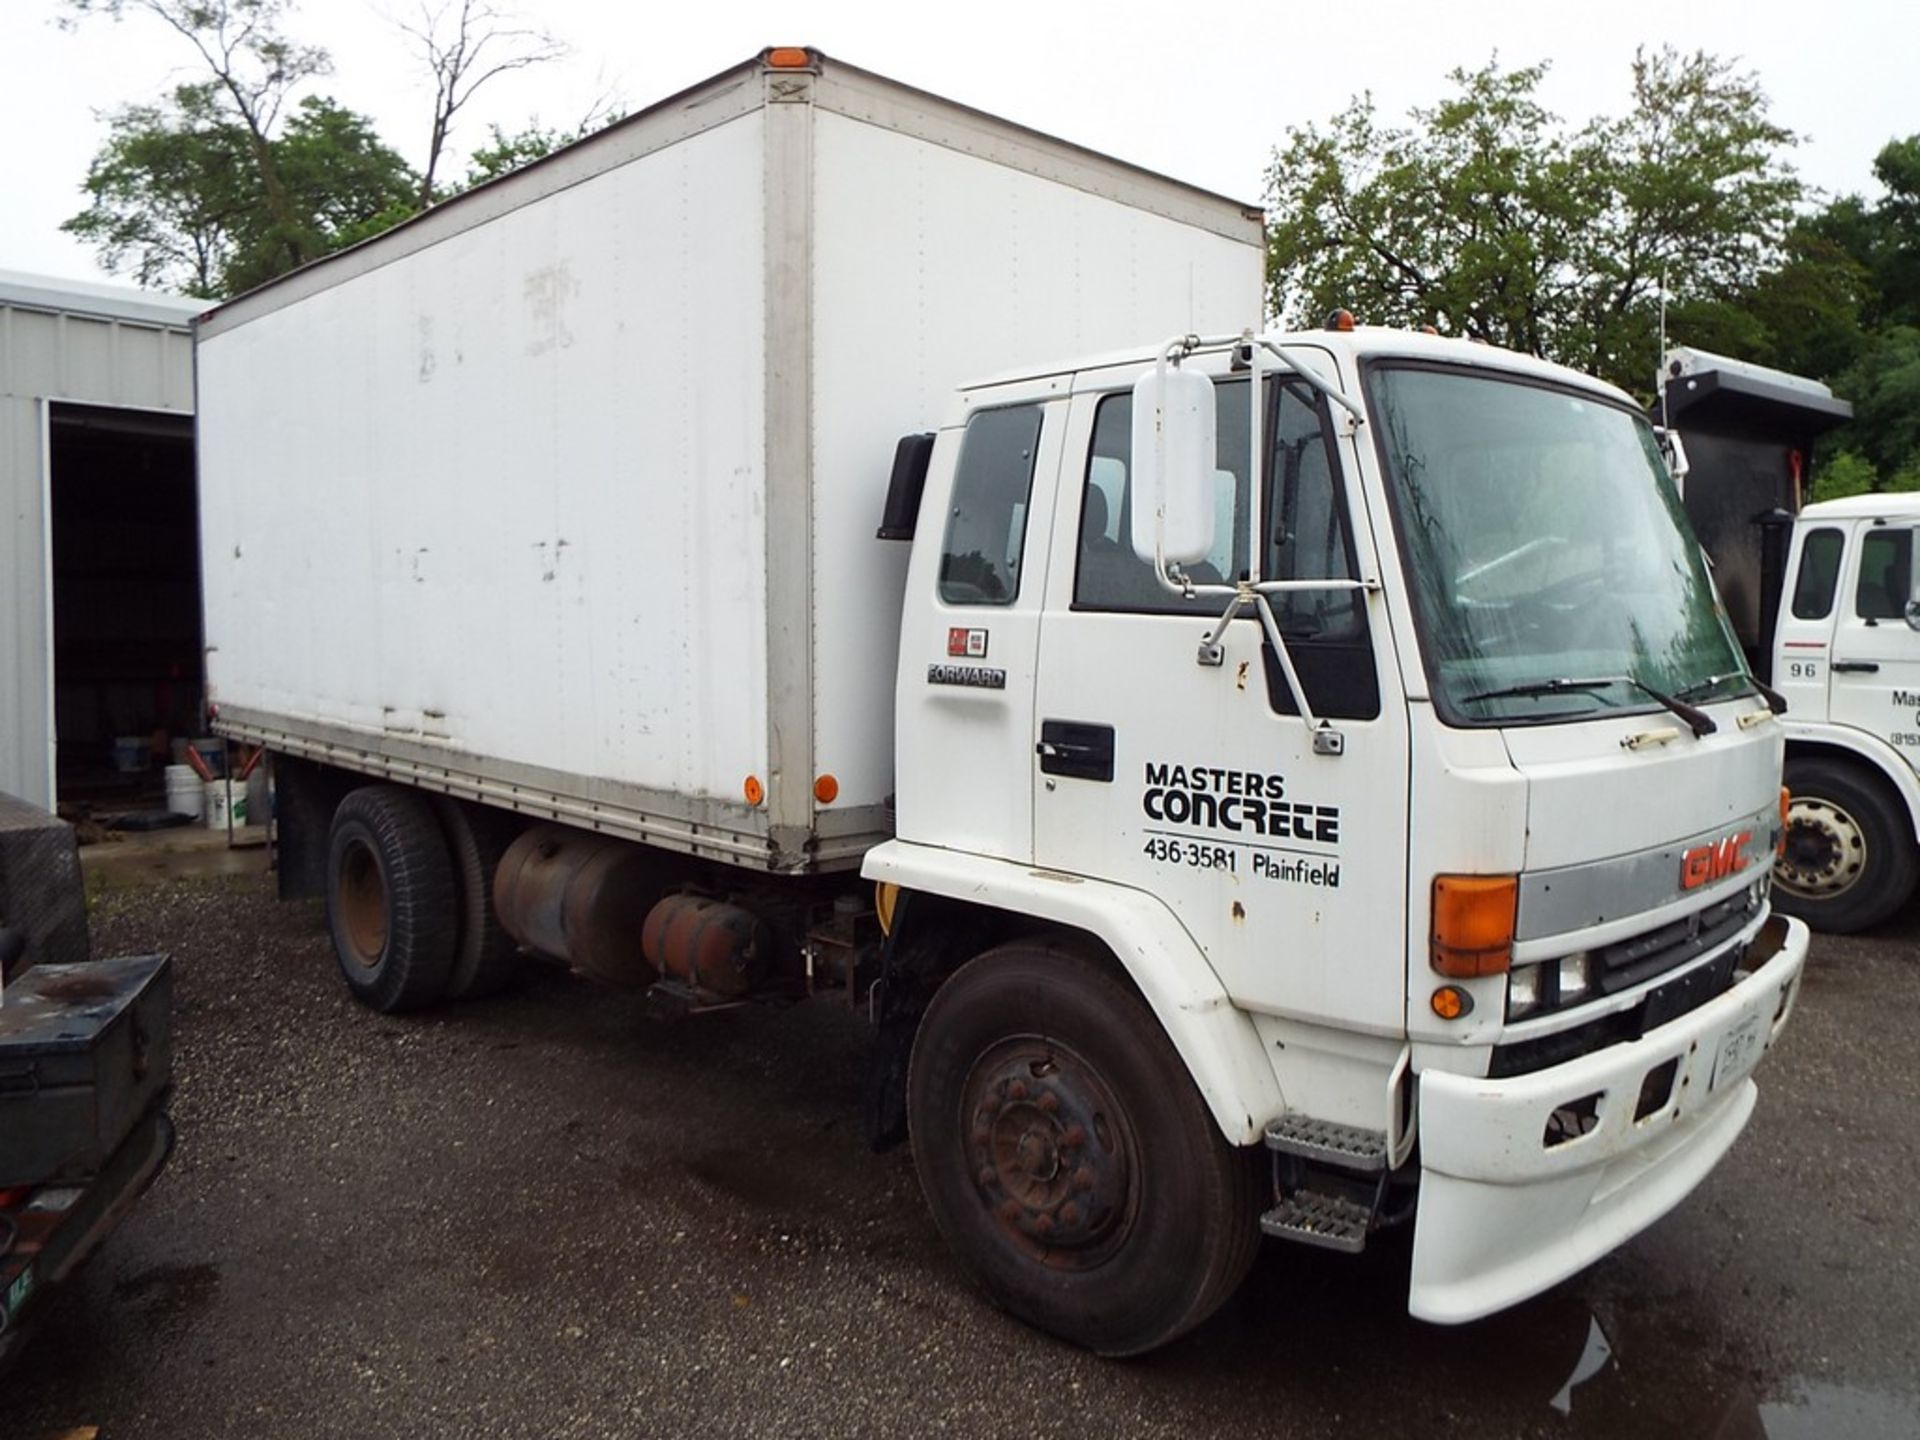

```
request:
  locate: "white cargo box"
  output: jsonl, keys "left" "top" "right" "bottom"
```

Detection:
{"left": 198, "top": 49, "right": 1263, "bottom": 873}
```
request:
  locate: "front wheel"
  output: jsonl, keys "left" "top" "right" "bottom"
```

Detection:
{"left": 906, "top": 942, "right": 1263, "bottom": 1355}
{"left": 1775, "top": 757, "right": 1918, "bottom": 934}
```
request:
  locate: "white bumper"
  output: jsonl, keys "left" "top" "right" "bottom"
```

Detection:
{"left": 1408, "top": 914, "right": 1808, "bottom": 1324}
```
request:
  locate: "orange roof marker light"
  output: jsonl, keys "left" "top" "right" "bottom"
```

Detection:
{"left": 766, "top": 47, "right": 815, "bottom": 69}
{"left": 1325, "top": 308, "right": 1357, "bottom": 332}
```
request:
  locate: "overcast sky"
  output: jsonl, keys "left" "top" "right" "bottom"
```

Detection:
{"left": 2, "top": 0, "right": 1912, "bottom": 290}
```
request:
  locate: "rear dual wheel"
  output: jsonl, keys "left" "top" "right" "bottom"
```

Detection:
{"left": 325, "top": 786, "right": 520, "bottom": 1011}
{"left": 906, "top": 942, "right": 1263, "bottom": 1356}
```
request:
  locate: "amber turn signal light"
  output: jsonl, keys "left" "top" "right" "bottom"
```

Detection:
{"left": 1430, "top": 874, "right": 1517, "bottom": 977}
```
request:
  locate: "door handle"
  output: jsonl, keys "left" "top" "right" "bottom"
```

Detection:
{"left": 1832, "top": 661, "right": 1880, "bottom": 674}
{"left": 1037, "top": 720, "right": 1115, "bottom": 782}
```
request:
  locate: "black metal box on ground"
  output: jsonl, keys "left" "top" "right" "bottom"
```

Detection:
{"left": 0, "top": 792, "right": 90, "bottom": 975}
{"left": 0, "top": 955, "right": 172, "bottom": 1188}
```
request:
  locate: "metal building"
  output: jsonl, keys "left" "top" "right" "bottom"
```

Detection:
{"left": 1, "top": 271, "right": 202, "bottom": 809}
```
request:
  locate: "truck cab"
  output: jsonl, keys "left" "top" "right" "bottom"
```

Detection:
{"left": 1772, "top": 495, "right": 1920, "bottom": 927}
{"left": 865, "top": 323, "right": 1808, "bottom": 1345}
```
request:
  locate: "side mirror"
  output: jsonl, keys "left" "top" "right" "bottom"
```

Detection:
{"left": 1129, "top": 366, "right": 1216, "bottom": 565}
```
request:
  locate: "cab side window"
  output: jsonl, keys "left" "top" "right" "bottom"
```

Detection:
{"left": 940, "top": 405, "right": 1043, "bottom": 606}
{"left": 1855, "top": 529, "right": 1916, "bottom": 621}
{"left": 1790, "top": 528, "right": 1844, "bottom": 620}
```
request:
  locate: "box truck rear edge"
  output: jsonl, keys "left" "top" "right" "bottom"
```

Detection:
{"left": 198, "top": 48, "right": 1809, "bottom": 1355}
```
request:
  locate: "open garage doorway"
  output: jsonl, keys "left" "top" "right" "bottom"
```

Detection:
{"left": 47, "top": 402, "right": 201, "bottom": 815}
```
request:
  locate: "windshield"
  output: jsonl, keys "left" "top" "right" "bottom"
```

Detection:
{"left": 1367, "top": 364, "right": 1747, "bottom": 726}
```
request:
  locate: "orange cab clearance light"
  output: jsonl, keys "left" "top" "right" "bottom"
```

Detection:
{"left": 1431, "top": 874, "right": 1518, "bottom": 977}
{"left": 766, "top": 47, "right": 812, "bottom": 69}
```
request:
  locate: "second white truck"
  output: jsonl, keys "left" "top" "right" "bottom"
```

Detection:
{"left": 1666, "top": 348, "right": 1920, "bottom": 932}
{"left": 196, "top": 49, "right": 1809, "bottom": 1354}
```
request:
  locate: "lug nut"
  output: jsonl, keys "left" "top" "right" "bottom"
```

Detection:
{"left": 1073, "top": 1166, "right": 1094, "bottom": 1192}
{"left": 1061, "top": 1125, "right": 1086, "bottom": 1149}
{"left": 1037, "top": 1090, "right": 1059, "bottom": 1114}
{"left": 977, "top": 1166, "right": 997, "bottom": 1189}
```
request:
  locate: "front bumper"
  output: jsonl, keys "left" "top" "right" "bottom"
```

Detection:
{"left": 1407, "top": 914, "right": 1807, "bottom": 1324}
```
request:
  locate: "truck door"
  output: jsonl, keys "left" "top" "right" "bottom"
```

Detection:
{"left": 1827, "top": 520, "right": 1920, "bottom": 768}
{"left": 892, "top": 390, "right": 1065, "bottom": 863}
{"left": 1030, "top": 370, "right": 1411, "bottom": 1030}
{"left": 1774, "top": 522, "right": 1848, "bottom": 715}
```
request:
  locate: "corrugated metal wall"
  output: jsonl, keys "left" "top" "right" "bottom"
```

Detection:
{"left": 0, "top": 282, "right": 196, "bottom": 807}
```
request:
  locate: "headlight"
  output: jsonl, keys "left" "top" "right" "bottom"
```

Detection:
{"left": 1557, "top": 952, "right": 1592, "bottom": 1004}
{"left": 1508, "top": 965, "right": 1543, "bottom": 1019}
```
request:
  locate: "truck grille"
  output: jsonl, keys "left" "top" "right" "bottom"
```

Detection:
{"left": 1488, "top": 891, "right": 1760, "bottom": 1079}
{"left": 1589, "top": 891, "right": 1754, "bottom": 995}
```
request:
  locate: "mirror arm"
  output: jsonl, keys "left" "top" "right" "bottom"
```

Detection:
{"left": 1257, "top": 338, "right": 1366, "bottom": 424}
{"left": 1252, "top": 590, "right": 1325, "bottom": 737}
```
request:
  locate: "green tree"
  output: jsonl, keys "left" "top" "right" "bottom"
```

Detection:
{"left": 1266, "top": 48, "right": 1804, "bottom": 396}
{"left": 456, "top": 109, "right": 621, "bottom": 189}
{"left": 65, "top": 88, "right": 417, "bottom": 297}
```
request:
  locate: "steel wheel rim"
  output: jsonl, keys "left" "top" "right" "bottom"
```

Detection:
{"left": 338, "top": 839, "right": 390, "bottom": 967}
{"left": 1778, "top": 796, "right": 1868, "bottom": 899}
{"left": 958, "top": 1037, "right": 1138, "bottom": 1268}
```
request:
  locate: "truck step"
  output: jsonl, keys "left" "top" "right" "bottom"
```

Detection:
{"left": 1263, "top": 1113, "right": 1388, "bottom": 1171}
{"left": 1260, "top": 1189, "right": 1374, "bottom": 1254}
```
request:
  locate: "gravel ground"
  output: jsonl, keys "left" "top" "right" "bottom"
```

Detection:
{"left": 2, "top": 873, "right": 1917, "bottom": 1439}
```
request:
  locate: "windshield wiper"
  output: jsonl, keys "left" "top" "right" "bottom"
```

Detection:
{"left": 1674, "top": 670, "right": 1788, "bottom": 715}
{"left": 1461, "top": 674, "right": 1718, "bottom": 738}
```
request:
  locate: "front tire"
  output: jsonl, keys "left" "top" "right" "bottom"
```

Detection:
{"left": 1775, "top": 757, "right": 1918, "bottom": 933}
{"left": 906, "top": 941, "right": 1263, "bottom": 1355}
{"left": 326, "top": 786, "right": 457, "bottom": 1011}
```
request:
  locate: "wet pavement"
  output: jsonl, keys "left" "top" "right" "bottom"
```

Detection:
{"left": 2, "top": 873, "right": 1916, "bottom": 1439}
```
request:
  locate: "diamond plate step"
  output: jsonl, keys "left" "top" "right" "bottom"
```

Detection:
{"left": 1260, "top": 1189, "right": 1373, "bottom": 1254}
{"left": 1263, "top": 1113, "right": 1388, "bottom": 1171}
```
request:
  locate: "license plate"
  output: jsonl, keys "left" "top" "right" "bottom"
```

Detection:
{"left": 1710, "top": 1012, "right": 1766, "bottom": 1092}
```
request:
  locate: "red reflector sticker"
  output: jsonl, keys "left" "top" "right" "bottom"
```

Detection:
{"left": 947, "top": 627, "right": 988, "bottom": 658}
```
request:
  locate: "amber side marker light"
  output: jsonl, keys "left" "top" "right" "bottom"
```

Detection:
{"left": 1431, "top": 874, "right": 1518, "bottom": 977}
{"left": 1779, "top": 785, "right": 1791, "bottom": 857}
{"left": 744, "top": 775, "right": 765, "bottom": 806}
{"left": 814, "top": 773, "right": 840, "bottom": 804}
{"left": 1431, "top": 985, "right": 1474, "bottom": 1020}
{"left": 766, "top": 47, "right": 813, "bottom": 69}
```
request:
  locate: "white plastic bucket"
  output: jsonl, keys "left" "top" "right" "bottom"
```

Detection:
{"left": 165, "top": 765, "right": 204, "bottom": 818}
{"left": 204, "top": 779, "right": 250, "bottom": 830}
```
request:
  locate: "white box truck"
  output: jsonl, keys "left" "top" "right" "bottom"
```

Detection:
{"left": 197, "top": 49, "right": 1810, "bottom": 1355}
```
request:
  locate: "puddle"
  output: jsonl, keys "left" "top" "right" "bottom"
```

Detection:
{"left": 112, "top": 1260, "right": 221, "bottom": 1319}
{"left": 1757, "top": 1379, "right": 1920, "bottom": 1439}
{"left": 1549, "top": 1314, "right": 1616, "bottom": 1416}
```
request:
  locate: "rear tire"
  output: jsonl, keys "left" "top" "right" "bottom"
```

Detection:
{"left": 432, "top": 797, "right": 522, "bottom": 1000}
{"left": 906, "top": 941, "right": 1263, "bottom": 1355}
{"left": 326, "top": 786, "right": 457, "bottom": 1012}
{"left": 1775, "top": 757, "right": 1918, "bottom": 934}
